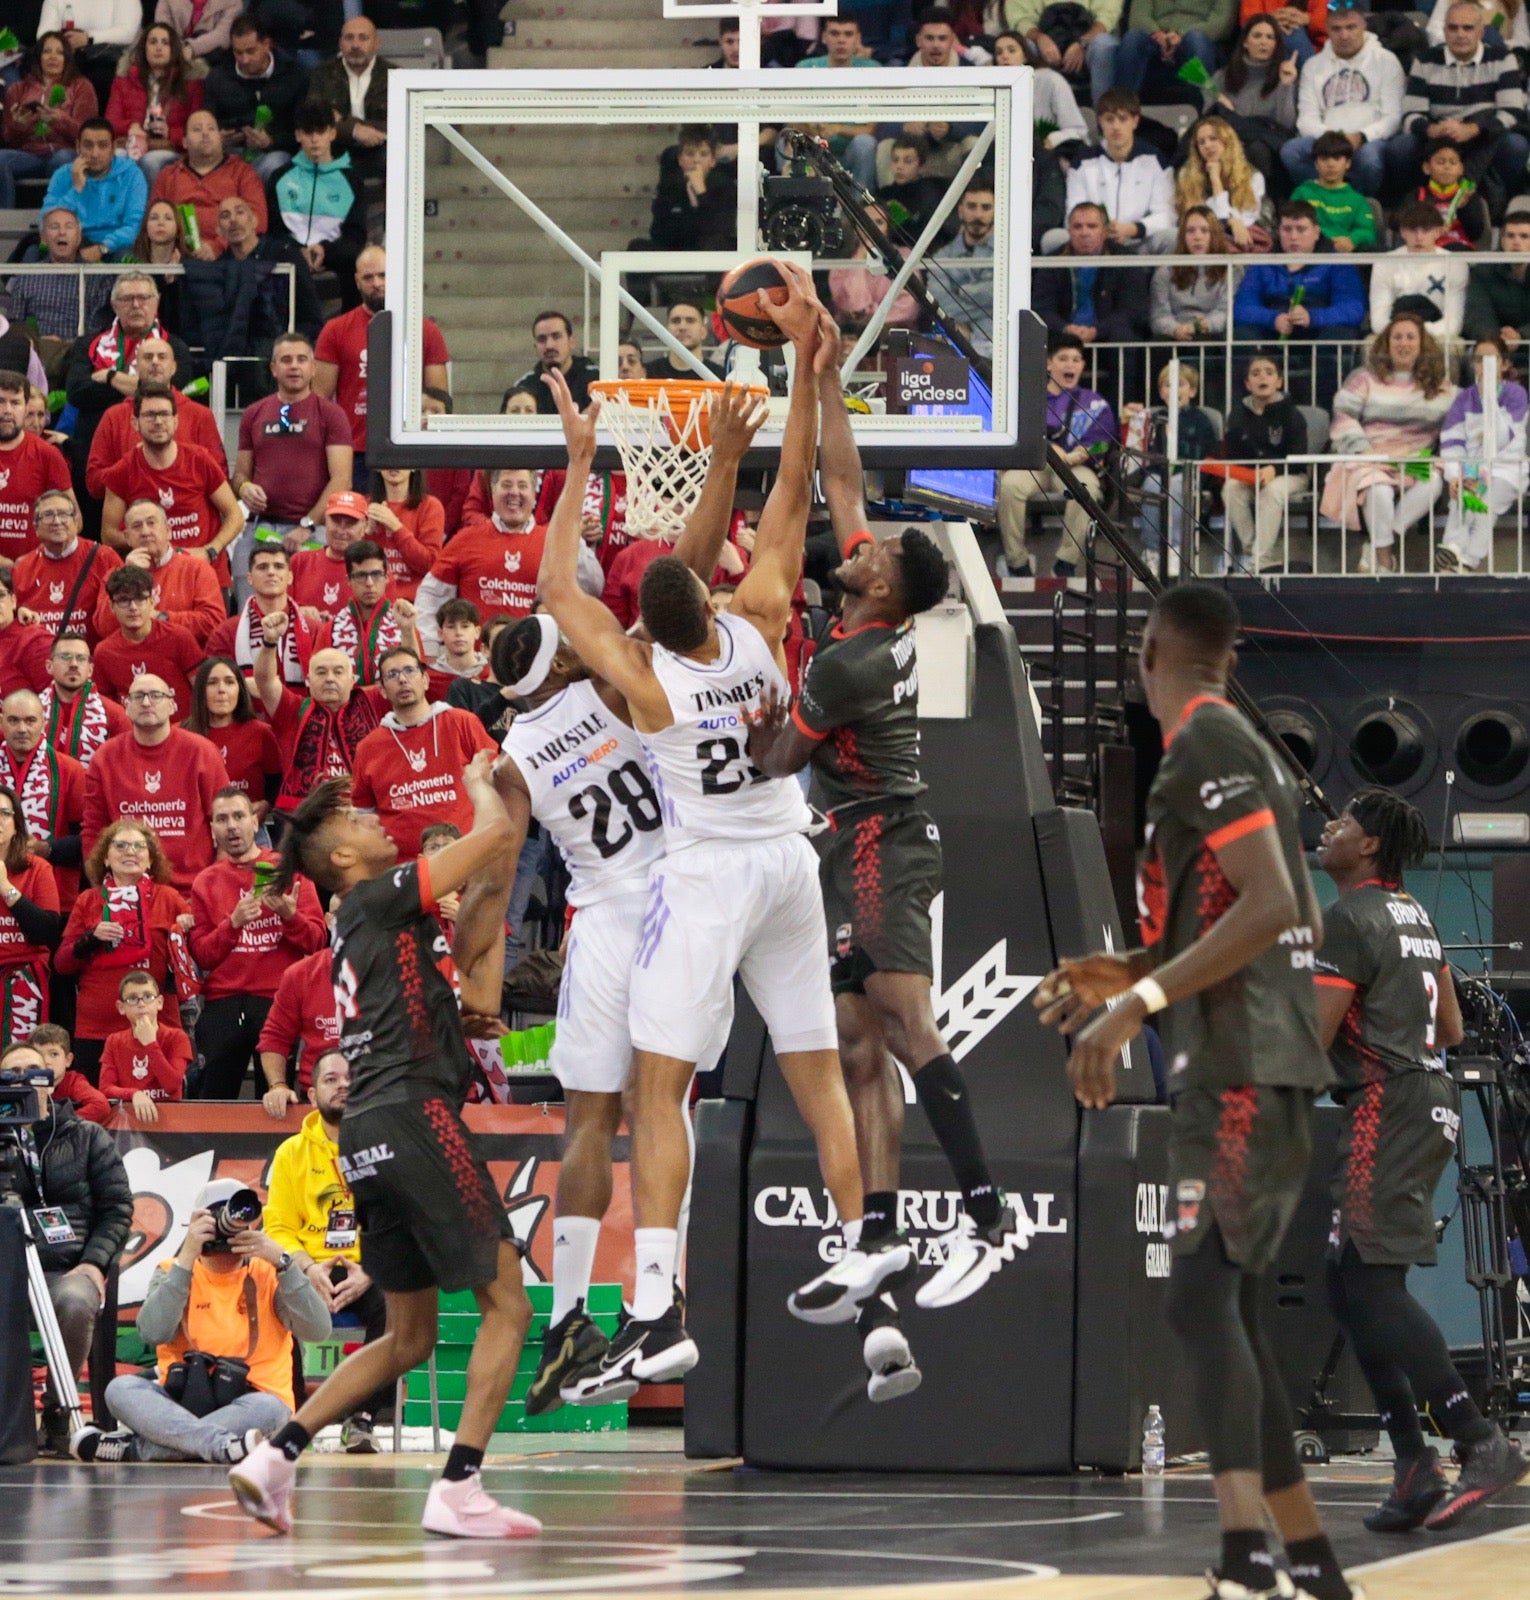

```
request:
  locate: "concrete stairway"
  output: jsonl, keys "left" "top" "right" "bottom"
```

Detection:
{"left": 422, "top": 0, "right": 716, "bottom": 410}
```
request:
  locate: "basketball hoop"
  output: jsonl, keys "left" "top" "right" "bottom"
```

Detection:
{"left": 590, "top": 378, "right": 767, "bottom": 543}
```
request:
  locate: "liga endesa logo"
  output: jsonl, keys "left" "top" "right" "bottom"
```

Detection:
{"left": 754, "top": 1185, "right": 1067, "bottom": 1266}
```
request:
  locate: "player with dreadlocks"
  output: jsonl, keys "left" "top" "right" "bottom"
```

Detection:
{"left": 1316, "top": 787, "right": 1527, "bottom": 1532}
{"left": 225, "top": 754, "right": 544, "bottom": 1541}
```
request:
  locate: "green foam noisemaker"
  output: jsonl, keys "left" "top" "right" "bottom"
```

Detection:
{"left": 1176, "top": 56, "right": 1212, "bottom": 87}
{"left": 253, "top": 104, "right": 273, "bottom": 128}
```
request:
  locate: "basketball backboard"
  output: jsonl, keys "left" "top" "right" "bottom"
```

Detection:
{"left": 377, "top": 66, "right": 1045, "bottom": 471}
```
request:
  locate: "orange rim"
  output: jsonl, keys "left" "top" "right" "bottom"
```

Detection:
{"left": 590, "top": 378, "right": 766, "bottom": 449}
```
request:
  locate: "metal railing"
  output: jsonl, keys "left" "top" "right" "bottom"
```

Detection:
{"left": 0, "top": 261, "right": 297, "bottom": 339}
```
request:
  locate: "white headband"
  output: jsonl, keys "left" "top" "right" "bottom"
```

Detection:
{"left": 509, "top": 614, "right": 561, "bottom": 696}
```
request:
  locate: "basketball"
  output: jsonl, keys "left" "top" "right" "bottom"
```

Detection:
{"left": 717, "top": 256, "right": 792, "bottom": 348}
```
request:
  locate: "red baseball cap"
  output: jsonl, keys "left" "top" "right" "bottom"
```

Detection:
{"left": 326, "top": 490, "right": 370, "bottom": 520}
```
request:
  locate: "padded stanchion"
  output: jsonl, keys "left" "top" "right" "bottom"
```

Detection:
{"left": 0, "top": 1208, "right": 37, "bottom": 1465}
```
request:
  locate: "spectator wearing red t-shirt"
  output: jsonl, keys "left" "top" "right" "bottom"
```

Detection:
{"left": 85, "top": 340, "right": 225, "bottom": 499}
{"left": 12, "top": 491, "right": 123, "bottom": 646}
{"left": 99, "top": 971, "right": 192, "bottom": 1121}
{"left": 0, "top": 571, "right": 57, "bottom": 698}
{"left": 183, "top": 659, "right": 284, "bottom": 821}
{"left": 32, "top": 1025, "right": 111, "bottom": 1126}
{"left": 41, "top": 634, "right": 130, "bottom": 773}
{"left": 82, "top": 676, "right": 230, "bottom": 893}
{"left": 0, "top": 690, "right": 86, "bottom": 915}
{"left": 254, "top": 612, "right": 383, "bottom": 816}
{"left": 534, "top": 468, "right": 634, "bottom": 572}
{"left": 0, "top": 782, "right": 63, "bottom": 1045}
{"left": 258, "top": 945, "right": 343, "bottom": 1114}
{"left": 205, "top": 545, "right": 317, "bottom": 688}
{"left": 289, "top": 490, "right": 371, "bottom": 624}
{"left": 91, "top": 500, "right": 224, "bottom": 645}
{"left": 93, "top": 566, "right": 204, "bottom": 722}
{"left": 314, "top": 247, "right": 449, "bottom": 480}
{"left": 0, "top": 374, "right": 72, "bottom": 564}
{"left": 350, "top": 645, "right": 499, "bottom": 855}
{"left": 601, "top": 525, "right": 748, "bottom": 630}
{"left": 365, "top": 470, "right": 444, "bottom": 601}
{"left": 189, "top": 788, "right": 326, "bottom": 1100}
{"left": 99, "top": 385, "right": 242, "bottom": 589}
{"left": 54, "top": 818, "right": 192, "bottom": 1083}
{"left": 312, "top": 539, "right": 424, "bottom": 685}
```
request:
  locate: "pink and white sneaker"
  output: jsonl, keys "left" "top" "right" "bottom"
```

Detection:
{"left": 422, "top": 1473, "right": 542, "bottom": 1540}
{"left": 228, "top": 1440, "right": 296, "bottom": 1534}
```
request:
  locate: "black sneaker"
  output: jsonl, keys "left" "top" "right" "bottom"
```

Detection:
{"left": 341, "top": 1413, "right": 378, "bottom": 1454}
{"left": 527, "top": 1303, "right": 609, "bottom": 1417}
{"left": 788, "top": 1230, "right": 916, "bottom": 1325}
{"left": 1363, "top": 1447, "right": 1447, "bottom": 1532}
{"left": 71, "top": 1425, "right": 137, "bottom": 1463}
{"left": 1424, "top": 1431, "right": 1528, "bottom": 1531}
{"left": 561, "top": 1300, "right": 698, "bottom": 1406}
{"left": 856, "top": 1294, "right": 921, "bottom": 1404}
{"left": 37, "top": 1406, "right": 71, "bottom": 1458}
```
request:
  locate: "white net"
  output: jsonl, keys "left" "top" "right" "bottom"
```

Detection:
{"left": 591, "top": 382, "right": 721, "bottom": 544}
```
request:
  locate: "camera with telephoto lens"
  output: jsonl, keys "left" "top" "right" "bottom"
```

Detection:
{"left": 762, "top": 173, "right": 847, "bottom": 255}
{"left": 0, "top": 1067, "right": 52, "bottom": 1129}
{"left": 204, "top": 1186, "right": 264, "bottom": 1253}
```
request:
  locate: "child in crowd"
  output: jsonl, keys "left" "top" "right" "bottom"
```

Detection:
{"left": 31, "top": 1022, "right": 110, "bottom": 1126}
{"left": 1219, "top": 352, "right": 1311, "bottom": 572}
{"left": 1122, "top": 361, "right": 1219, "bottom": 574}
{"left": 1290, "top": 131, "right": 1376, "bottom": 253}
{"left": 1415, "top": 144, "right": 1489, "bottom": 251}
{"left": 427, "top": 598, "right": 489, "bottom": 701}
{"left": 1437, "top": 335, "right": 1530, "bottom": 572}
{"left": 99, "top": 971, "right": 191, "bottom": 1123}
{"left": 1369, "top": 201, "right": 1468, "bottom": 341}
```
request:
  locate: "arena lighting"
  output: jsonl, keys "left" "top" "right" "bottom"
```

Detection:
{"left": 1453, "top": 814, "right": 1530, "bottom": 845}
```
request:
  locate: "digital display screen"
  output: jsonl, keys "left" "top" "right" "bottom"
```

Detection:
{"left": 905, "top": 339, "right": 998, "bottom": 518}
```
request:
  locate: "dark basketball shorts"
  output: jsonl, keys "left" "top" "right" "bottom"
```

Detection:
{"left": 1168, "top": 1083, "right": 1316, "bottom": 1275}
{"left": 1331, "top": 1069, "right": 1459, "bottom": 1267}
{"left": 819, "top": 806, "right": 942, "bottom": 996}
{"left": 338, "top": 1096, "right": 516, "bottom": 1294}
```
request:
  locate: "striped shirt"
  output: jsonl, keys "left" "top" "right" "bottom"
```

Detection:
{"left": 1401, "top": 42, "right": 1526, "bottom": 137}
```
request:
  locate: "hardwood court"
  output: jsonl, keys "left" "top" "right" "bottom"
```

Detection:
{"left": 2, "top": 1437, "right": 1527, "bottom": 1600}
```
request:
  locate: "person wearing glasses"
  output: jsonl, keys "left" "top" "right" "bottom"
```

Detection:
{"left": 40, "top": 632, "right": 130, "bottom": 776}
{"left": 311, "top": 541, "right": 423, "bottom": 687}
{"left": 348, "top": 647, "right": 500, "bottom": 857}
{"left": 91, "top": 497, "right": 224, "bottom": 645}
{"left": 0, "top": 369, "right": 73, "bottom": 566}
{"left": 1282, "top": 1, "right": 1405, "bottom": 196}
{"left": 55, "top": 816, "right": 193, "bottom": 1085}
{"left": 84, "top": 336, "right": 224, "bottom": 504}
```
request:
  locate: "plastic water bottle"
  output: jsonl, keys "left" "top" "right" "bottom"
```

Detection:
{"left": 1142, "top": 1404, "right": 1166, "bottom": 1477}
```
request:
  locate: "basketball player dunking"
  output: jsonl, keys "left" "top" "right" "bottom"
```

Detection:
{"left": 540, "top": 264, "right": 912, "bottom": 1395}
{"left": 1036, "top": 586, "right": 1360, "bottom": 1600}
{"left": 745, "top": 353, "right": 1022, "bottom": 1404}
{"left": 490, "top": 381, "right": 770, "bottom": 1411}
{"left": 228, "top": 754, "right": 542, "bottom": 1541}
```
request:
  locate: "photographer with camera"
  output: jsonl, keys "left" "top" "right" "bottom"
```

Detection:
{"left": 74, "top": 1177, "right": 331, "bottom": 1463}
{"left": 263, "top": 1051, "right": 391, "bottom": 1453}
{"left": 0, "top": 1039, "right": 132, "bottom": 1458}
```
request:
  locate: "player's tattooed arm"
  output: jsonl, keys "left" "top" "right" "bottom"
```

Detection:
{"left": 668, "top": 382, "right": 770, "bottom": 585}
{"left": 746, "top": 682, "right": 819, "bottom": 778}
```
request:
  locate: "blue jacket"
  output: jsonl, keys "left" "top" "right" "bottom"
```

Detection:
{"left": 39, "top": 156, "right": 148, "bottom": 256}
{"left": 1234, "top": 258, "right": 1365, "bottom": 333}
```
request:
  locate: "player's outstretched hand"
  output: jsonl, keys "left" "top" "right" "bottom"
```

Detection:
{"left": 710, "top": 381, "right": 771, "bottom": 461}
{"left": 760, "top": 258, "right": 825, "bottom": 350}
{"left": 1034, "top": 953, "right": 1137, "bottom": 1032}
{"left": 1065, "top": 1000, "right": 1144, "bottom": 1111}
{"left": 543, "top": 367, "right": 602, "bottom": 461}
{"left": 744, "top": 683, "right": 790, "bottom": 770}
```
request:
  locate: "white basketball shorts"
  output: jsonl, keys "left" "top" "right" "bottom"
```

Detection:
{"left": 628, "top": 831, "right": 837, "bottom": 1063}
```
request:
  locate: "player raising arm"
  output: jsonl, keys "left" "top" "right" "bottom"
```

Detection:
{"left": 229, "top": 752, "right": 542, "bottom": 1543}
{"left": 1034, "top": 585, "right": 1359, "bottom": 1600}
{"left": 539, "top": 262, "right": 911, "bottom": 1400}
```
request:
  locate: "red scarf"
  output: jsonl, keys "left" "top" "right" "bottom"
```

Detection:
{"left": 95, "top": 876, "right": 154, "bottom": 970}
{"left": 0, "top": 742, "right": 61, "bottom": 841}
{"left": 327, "top": 600, "right": 401, "bottom": 685}
{"left": 0, "top": 965, "right": 46, "bottom": 1038}
{"left": 88, "top": 317, "right": 167, "bottom": 373}
{"left": 278, "top": 692, "right": 381, "bottom": 812}
{"left": 41, "top": 688, "right": 111, "bottom": 768}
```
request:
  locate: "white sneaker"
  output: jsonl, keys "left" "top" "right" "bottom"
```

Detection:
{"left": 915, "top": 1202, "right": 1022, "bottom": 1310}
{"left": 788, "top": 1234, "right": 915, "bottom": 1325}
{"left": 863, "top": 1321, "right": 922, "bottom": 1403}
{"left": 422, "top": 1473, "right": 542, "bottom": 1539}
{"left": 228, "top": 1440, "right": 296, "bottom": 1534}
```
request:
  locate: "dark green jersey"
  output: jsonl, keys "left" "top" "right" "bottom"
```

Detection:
{"left": 793, "top": 618, "right": 925, "bottom": 815}
{"left": 1314, "top": 884, "right": 1446, "bottom": 1089}
{"left": 1138, "top": 696, "right": 1329, "bottom": 1094}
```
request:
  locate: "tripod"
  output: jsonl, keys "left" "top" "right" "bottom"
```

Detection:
{"left": 2, "top": 1191, "right": 85, "bottom": 1442}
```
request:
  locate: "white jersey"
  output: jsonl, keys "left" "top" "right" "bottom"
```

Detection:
{"left": 641, "top": 611, "right": 812, "bottom": 849}
{"left": 502, "top": 679, "right": 665, "bottom": 906}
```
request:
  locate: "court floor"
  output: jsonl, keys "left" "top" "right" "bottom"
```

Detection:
{"left": 2, "top": 1432, "right": 1527, "bottom": 1600}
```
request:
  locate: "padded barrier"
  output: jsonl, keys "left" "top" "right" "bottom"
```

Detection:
{"left": 0, "top": 1208, "right": 37, "bottom": 1465}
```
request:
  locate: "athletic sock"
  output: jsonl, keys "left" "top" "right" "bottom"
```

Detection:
{"left": 632, "top": 1227, "right": 678, "bottom": 1322}
{"left": 550, "top": 1215, "right": 601, "bottom": 1326}
{"left": 841, "top": 1217, "right": 862, "bottom": 1251}
{"left": 913, "top": 1054, "right": 1000, "bottom": 1227}
{"left": 859, "top": 1191, "right": 898, "bottom": 1245}
{"left": 270, "top": 1421, "right": 311, "bottom": 1462}
{"left": 1217, "top": 1529, "right": 1275, "bottom": 1593}
{"left": 1378, "top": 1400, "right": 1429, "bottom": 1462}
{"left": 1429, "top": 1381, "right": 1496, "bottom": 1447}
{"left": 1284, "top": 1534, "right": 1351, "bottom": 1600}
{"left": 443, "top": 1443, "right": 484, "bottom": 1482}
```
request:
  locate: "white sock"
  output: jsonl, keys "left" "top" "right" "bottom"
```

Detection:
{"left": 632, "top": 1227, "right": 677, "bottom": 1321}
{"left": 842, "top": 1217, "right": 862, "bottom": 1251}
{"left": 550, "top": 1214, "right": 601, "bottom": 1326}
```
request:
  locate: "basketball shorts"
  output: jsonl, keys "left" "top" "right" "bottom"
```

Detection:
{"left": 629, "top": 831, "right": 837, "bottom": 1063}
{"left": 339, "top": 1096, "right": 515, "bottom": 1294}
{"left": 554, "top": 888, "right": 734, "bottom": 1093}
{"left": 1330, "top": 1069, "right": 1459, "bottom": 1267}
{"left": 1168, "top": 1083, "right": 1316, "bottom": 1275}
{"left": 819, "top": 806, "right": 942, "bottom": 995}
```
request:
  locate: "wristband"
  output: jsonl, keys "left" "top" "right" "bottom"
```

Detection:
{"left": 1130, "top": 976, "right": 1168, "bottom": 1014}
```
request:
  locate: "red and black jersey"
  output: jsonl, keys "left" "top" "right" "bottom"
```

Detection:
{"left": 1139, "top": 694, "right": 1329, "bottom": 1095}
{"left": 331, "top": 857, "right": 473, "bottom": 1115}
{"left": 1314, "top": 884, "right": 1447, "bottom": 1089}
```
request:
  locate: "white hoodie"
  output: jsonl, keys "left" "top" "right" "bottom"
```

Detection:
{"left": 1369, "top": 246, "right": 1468, "bottom": 341}
{"left": 1295, "top": 35, "right": 1406, "bottom": 143}
{"left": 1064, "top": 141, "right": 1175, "bottom": 244}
